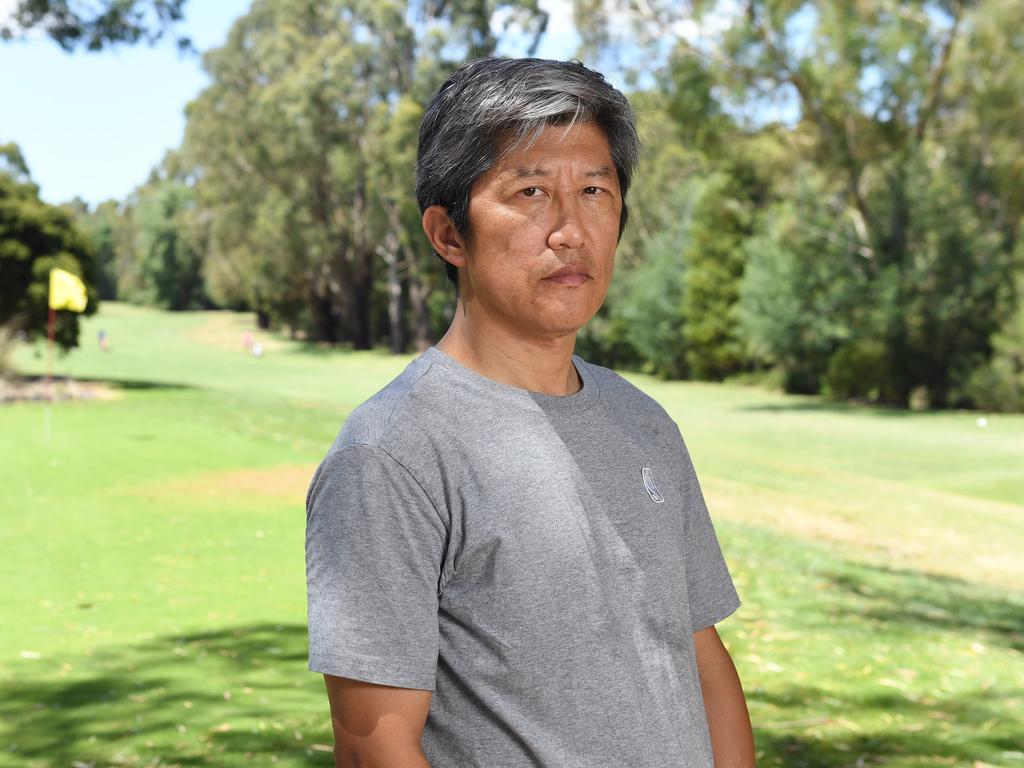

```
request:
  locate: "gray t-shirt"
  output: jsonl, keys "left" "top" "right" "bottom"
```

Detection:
{"left": 305, "top": 346, "right": 740, "bottom": 766}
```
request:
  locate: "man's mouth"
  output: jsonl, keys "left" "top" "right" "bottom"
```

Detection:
{"left": 544, "top": 266, "right": 591, "bottom": 286}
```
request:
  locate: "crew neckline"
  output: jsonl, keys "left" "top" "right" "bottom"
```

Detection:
{"left": 422, "top": 345, "right": 599, "bottom": 414}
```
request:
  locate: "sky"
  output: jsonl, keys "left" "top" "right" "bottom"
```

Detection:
{"left": 0, "top": 0, "right": 580, "bottom": 208}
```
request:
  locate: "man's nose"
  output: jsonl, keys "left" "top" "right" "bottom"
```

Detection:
{"left": 547, "top": 197, "right": 585, "bottom": 250}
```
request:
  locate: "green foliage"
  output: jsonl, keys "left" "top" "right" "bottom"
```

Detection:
{"left": 73, "top": 199, "right": 132, "bottom": 301}
{"left": 680, "top": 171, "right": 753, "bottom": 380}
{"left": 365, "top": 94, "right": 453, "bottom": 350}
{"left": 131, "top": 176, "right": 205, "bottom": 310}
{"left": 959, "top": 274, "right": 1024, "bottom": 412}
{"left": 12, "top": 0, "right": 1019, "bottom": 410}
{"left": 0, "top": 143, "right": 97, "bottom": 352}
{"left": 182, "top": 0, "right": 547, "bottom": 348}
{"left": 579, "top": 0, "right": 1024, "bottom": 410}
{"left": 611, "top": 191, "right": 692, "bottom": 379}
{"left": 581, "top": 89, "right": 715, "bottom": 375}
{"left": 880, "top": 152, "right": 1015, "bottom": 407}
{"left": 822, "top": 338, "right": 890, "bottom": 402}
{"left": 185, "top": 0, "right": 422, "bottom": 347}
{"left": 738, "top": 174, "right": 869, "bottom": 394}
{"left": 1, "top": 0, "right": 190, "bottom": 51}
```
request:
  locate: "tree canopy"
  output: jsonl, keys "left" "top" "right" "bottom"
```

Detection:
{"left": 22, "top": 0, "right": 1022, "bottom": 410}
{"left": 0, "top": 144, "right": 97, "bottom": 351}
{"left": 1, "top": 0, "right": 190, "bottom": 51}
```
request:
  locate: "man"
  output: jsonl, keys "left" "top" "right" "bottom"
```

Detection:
{"left": 305, "top": 57, "right": 755, "bottom": 767}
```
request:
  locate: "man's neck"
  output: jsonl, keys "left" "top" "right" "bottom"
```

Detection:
{"left": 434, "top": 303, "right": 582, "bottom": 396}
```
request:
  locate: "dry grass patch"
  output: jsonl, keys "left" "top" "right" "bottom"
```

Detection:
{"left": 705, "top": 467, "right": 1024, "bottom": 592}
{"left": 186, "top": 312, "right": 287, "bottom": 354}
{"left": 126, "top": 464, "right": 316, "bottom": 503}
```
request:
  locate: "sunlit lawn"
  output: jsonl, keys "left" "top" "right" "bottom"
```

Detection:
{"left": 2, "top": 303, "right": 1022, "bottom": 767}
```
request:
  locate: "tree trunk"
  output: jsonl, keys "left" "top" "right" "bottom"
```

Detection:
{"left": 382, "top": 235, "right": 406, "bottom": 354}
{"left": 408, "top": 275, "right": 431, "bottom": 351}
{"left": 312, "top": 291, "right": 339, "bottom": 345}
{"left": 348, "top": 156, "right": 373, "bottom": 351}
{"left": 883, "top": 164, "right": 913, "bottom": 407}
{"left": 348, "top": 252, "right": 373, "bottom": 350}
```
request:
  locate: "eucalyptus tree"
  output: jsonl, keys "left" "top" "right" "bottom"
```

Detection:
{"left": 721, "top": 0, "right": 1021, "bottom": 406}
{"left": 1, "top": 0, "right": 190, "bottom": 51}
{"left": 578, "top": 0, "right": 1023, "bottom": 407}
{"left": 185, "top": 0, "right": 416, "bottom": 347}
{"left": 185, "top": 0, "right": 549, "bottom": 348}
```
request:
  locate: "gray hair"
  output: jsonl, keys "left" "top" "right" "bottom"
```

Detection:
{"left": 415, "top": 57, "right": 640, "bottom": 285}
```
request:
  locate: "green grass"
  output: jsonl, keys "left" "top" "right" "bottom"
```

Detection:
{"left": 2, "top": 303, "right": 1022, "bottom": 767}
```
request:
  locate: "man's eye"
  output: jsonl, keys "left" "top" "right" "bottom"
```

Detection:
{"left": 521, "top": 187, "right": 540, "bottom": 197}
{"left": 583, "top": 186, "right": 602, "bottom": 195}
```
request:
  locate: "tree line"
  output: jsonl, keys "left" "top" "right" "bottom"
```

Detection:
{"left": 3, "top": 0, "right": 1022, "bottom": 411}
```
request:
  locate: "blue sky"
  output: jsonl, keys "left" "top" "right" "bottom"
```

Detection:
{"left": 0, "top": 1, "right": 251, "bottom": 206}
{"left": 0, "top": 0, "right": 581, "bottom": 208}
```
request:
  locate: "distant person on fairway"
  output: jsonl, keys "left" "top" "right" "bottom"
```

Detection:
{"left": 305, "top": 57, "right": 755, "bottom": 767}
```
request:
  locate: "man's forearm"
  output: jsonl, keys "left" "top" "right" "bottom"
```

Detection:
{"left": 698, "top": 644, "right": 755, "bottom": 767}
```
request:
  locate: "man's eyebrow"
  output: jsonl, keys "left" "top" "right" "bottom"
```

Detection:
{"left": 507, "top": 167, "right": 552, "bottom": 180}
{"left": 502, "top": 165, "right": 616, "bottom": 180}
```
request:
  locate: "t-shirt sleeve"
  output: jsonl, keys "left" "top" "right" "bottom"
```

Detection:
{"left": 678, "top": 436, "right": 741, "bottom": 632}
{"left": 305, "top": 442, "right": 449, "bottom": 690}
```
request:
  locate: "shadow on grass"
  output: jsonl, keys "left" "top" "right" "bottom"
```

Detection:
{"left": 747, "top": 559, "right": 1023, "bottom": 766}
{"left": 738, "top": 400, "right": 918, "bottom": 417}
{"left": 3, "top": 562, "right": 1022, "bottom": 766}
{"left": 752, "top": 686, "right": 1022, "bottom": 767}
{"left": 281, "top": 342, "right": 422, "bottom": 360}
{"left": 83, "top": 377, "right": 196, "bottom": 392}
{"left": 756, "top": 726, "right": 1021, "bottom": 768}
{"left": 14, "top": 374, "right": 197, "bottom": 393}
{"left": 1, "top": 623, "right": 329, "bottom": 767}
{"left": 285, "top": 341, "right": 357, "bottom": 357}
{"left": 824, "top": 562, "right": 1024, "bottom": 653}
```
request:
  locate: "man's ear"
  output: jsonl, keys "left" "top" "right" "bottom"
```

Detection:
{"left": 422, "top": 206, "right": 467, "bottom": 271}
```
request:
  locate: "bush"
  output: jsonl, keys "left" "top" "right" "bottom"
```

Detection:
{"left": 961, "top": 359, "right": 1023, "bottom": 412}
{"left": 823, "top": 339, "right": 890, "bottom": 402}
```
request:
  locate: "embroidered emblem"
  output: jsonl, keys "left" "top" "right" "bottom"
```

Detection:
{"left": 642, "top": 467, "right": 665, "bottom": 503}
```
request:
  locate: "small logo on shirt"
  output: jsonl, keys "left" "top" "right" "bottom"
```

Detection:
{"left": 642, "top": 467, "right": 665, "bottom": 503}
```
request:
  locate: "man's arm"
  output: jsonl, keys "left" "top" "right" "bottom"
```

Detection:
{"left": 693, "top": 626, "right": 755, "bottom": 767}
{"left": 323, "top": 675, "right": 432, "bottom": 768}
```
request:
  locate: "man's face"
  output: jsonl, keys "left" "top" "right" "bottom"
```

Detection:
{"left": 460, "top": 121, "right": 622, "bottom": 341}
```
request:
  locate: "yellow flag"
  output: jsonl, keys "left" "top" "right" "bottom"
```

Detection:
{"left": 49, "top": 268, "right": 88, "bottom": 312}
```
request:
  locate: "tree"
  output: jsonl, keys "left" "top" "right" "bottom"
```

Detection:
{"left": 578, "top": 0, "right": 1024, "bottom": 408}
{"left": 72, "top": 199, "right": 131, "bottom": 301}
{"left": 739, "top": 171, "right": 875, "bottom": 395}
{"left": 575, "top": 89, "right": 698, "bottom": 374}
{"left": 1, "top": 0, "right": 190, "bottom": 51}
{"left": 131, "top": 175, "right": 206, "bottom": 310}
{"left": 184, "top": 0, "right": 549, "bottom": 348}
{"left": 719, "top": 0, "right": 1022, "bottom": 405}
{"left": 184, "top": 0, "right": 418, "bottom": 347}
{"left": 0, "top": 143, "right": 97, "bottom": 352}
{"left": 961, "top": 270, "right": 1024, "bottom": 413}
{"left": 365, "top": 95, "right": 451, "bottom": 352}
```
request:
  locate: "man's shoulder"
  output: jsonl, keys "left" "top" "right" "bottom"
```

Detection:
{"left": 332, "top": 351, "right": 443, "bottom": 452}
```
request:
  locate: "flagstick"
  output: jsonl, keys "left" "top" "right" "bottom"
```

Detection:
{"left": 46, "top": 307, "right": 56, "bottom": 400}
{"left": 44, "top": 307, "right": 55, "bottom": 443}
